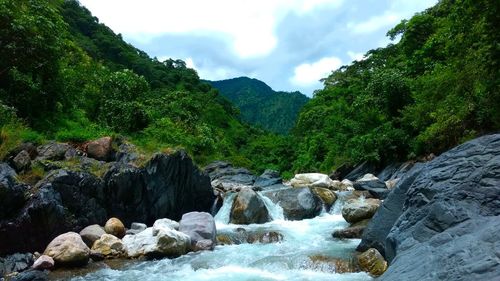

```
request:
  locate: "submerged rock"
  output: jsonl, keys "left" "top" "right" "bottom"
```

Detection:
{"left": 179, "top": 212, "right": 217, "bottom": 251}
{"left": 341, "top": 198, "right": 380, "bottom": 224}
{"left": 306, "top": 255, "right": 359, "bottom": 274}
{"left": 10, "top": 270, "right": 48, "bottom": 281}
{"left": 43, "top": 232, "right": 90, "bottom": 267}
{"left": 230, "top": 189, "right": 270, "bottom": 224}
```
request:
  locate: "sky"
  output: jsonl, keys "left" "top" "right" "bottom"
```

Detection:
{"left": 79, "top": 0, "right": 437, "bottom": 97}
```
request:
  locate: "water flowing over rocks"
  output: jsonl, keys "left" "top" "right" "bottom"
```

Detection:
{"left": 265, "top": 187, "right": 322, "bottom": 220}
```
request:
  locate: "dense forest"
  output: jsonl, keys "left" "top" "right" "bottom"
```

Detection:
{"left": 208, "top": 77, "right": 309, "bottom": 134}
{"left": 0, "top": 0, "right": 499, "bottom": 177}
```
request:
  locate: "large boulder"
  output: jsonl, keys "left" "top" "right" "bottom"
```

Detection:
{"left": 290, "top": 173, "right": 333, "bottom": 188}
{"left": 353, "top": 174, "right": 390, "bottom": 199}
{"left": 79, "top": 224, "right": 106, "bottom": 248}
{"left": 0, "top": 253, "right": 34, "bottom": 277}
{"left": 230, "top": 189, "right": 270, "bottom": 224}
{"left": 104, "top": 218, "right": 125, "bottom": 239}
{"left": 43, "top": 232, "right": 90, "bottom": 266}
{"left": 0, "top": 163, "right": 28, "bottom": 220}
{"left": 179, "top": 212, "right": 216, "bottom": 251}
{"left": 357, "top": 163, "right": 424, "bottom": 255}
{"left": 85, "top": 137, "right": 114, "bottom": 162}
{"left": 205, "top": 161, "right": 256, "bottom": 191}
{"left": 12, "top": 150, "right": 31, "bottom": 172}
{"left": 266, "top": 187, "right": 322, "bottom": 220}
{"left": 91, "top": 234, "right": 125, "bottom": 258}
{"left": 126, "top": 222, "right": 147, "bottom": 235}
{"left": 341, "top": 198, "right": 380, "bottom": 224}
{"left": 311, "top": 187, "right": 337, "bottom": 210}
{"left": 253, "top": 170, "right": 282, "bottom": 190}
{"left": 378, "top": 134, "right": 500, "bottom": 281}
{"left": 123, "top": 219, "right": 190, "bottom": 258}
{"left": 36, "top": 142, "right": 72, "bottom": 161}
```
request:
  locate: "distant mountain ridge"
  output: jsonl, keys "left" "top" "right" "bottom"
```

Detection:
{"left": 208, "top": 77, "right": 309, "bottom": 134}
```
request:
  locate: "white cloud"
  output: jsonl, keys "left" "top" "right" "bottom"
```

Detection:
{"left": 349, "top": 12, "right": 400, "bottom": 34}
{"left": 79, "top": 0, "right": 343, "bottom": 58}
{"left": 347, "top": 51, "right": 365, "bottom": 62}
{"left": 291, "top": 56, "right": 342, "bottom": 86}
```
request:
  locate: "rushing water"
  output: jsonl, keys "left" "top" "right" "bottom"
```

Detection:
{"left": 63, "top": 192, "right": 372, "bottom": 281}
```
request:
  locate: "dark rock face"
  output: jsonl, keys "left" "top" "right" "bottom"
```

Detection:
{"left": 0, "top": 164, "right": 28, "bottom": 220}
{"left": 0, "top": 253, "right": 33, "bottom": 277}
{"left": 204, "top": 161, "right": 256, "bottom": 190}
{"left": 253, "top": 169, "right": 282, "bottom": 189}
{"left": 230, "top": 189, "right": 270, "bottom": 224}
{"left": 376, "top": 162, "right": 415, "bottom": 182}
{"left": 329, "top": 163, "right": 354, "bottom": 180}
{"left": 266, "top": 188, "right": 322, "bottom": 220}
{"left": 357, "top": 163, "right": 424, "bottom": 255}
{"left": 353, "top": 178, "right": 389, "bottom": 199}
{"left": 344, "top": 161, "right": 378, "bottom": 181}
{"left": 372, "top": 134, "right": 500, "bottom": 281}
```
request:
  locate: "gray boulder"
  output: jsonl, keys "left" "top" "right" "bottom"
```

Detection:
{"left": 265, "top": 187, "right": 322, "bottom": 220}
{"left": 12, "top": 150, "right": 31, "bottom": 172}
{"left": 353, "top": 174, "right": 389, "bottom": 199}
{"left": 79, "top": 224, "right": 106, "bottom": 248}
{"left": 341, "top": 198, "right": 381, "bottom": 224}
{"left": 36, "top": 142, "right": 72, "bottom": 161}
{"left": 179, "top": 212, "right": 217, "bottom": 251}
{"left": 204, "top": 161, "right": 256, "bottom": 191}
{"left": 377, "top": 134, "right": 500, "bottom": 281}
{"left": 253, "top": 169, "right": 282, "bottom": 189}
{"left": 230, "top": 189, "right": 270, "bottom": 224}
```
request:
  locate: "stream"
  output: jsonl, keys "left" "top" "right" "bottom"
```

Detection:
{"left": 59, "top": 192, "right": 373, "bottom": 281}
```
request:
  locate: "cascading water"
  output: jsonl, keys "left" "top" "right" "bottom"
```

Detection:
{"left": 65, "top": 191, "right": 373, "bottom": 281}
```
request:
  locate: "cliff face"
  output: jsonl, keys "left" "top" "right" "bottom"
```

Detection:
{"left": 359, "top": 134, "right": 500, "bottom": 280}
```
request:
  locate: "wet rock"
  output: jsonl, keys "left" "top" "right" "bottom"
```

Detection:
{"left": 247, "top": 231, "right": 283, "bottom": 244}
{"left": 353, "top": 174, "right": 390, "bottom": 199}
{"left": 91, "top": 234, "right": 125, "bottom": 258}
{"left": 0, "top": 163, "right": 28, "bottom": 220}
{"left": 79, "top": 225, "right": 106, "bottom": 248}
{"left": 179, "top": 212, "right": 216, "bottom": 251}
{"left": 123, "top": 219, "right": 190, "bottom": 258}
{"left": 85, "top": 137, "right": 114, "bottom": 162}
{"left": 290, "top": 173, "right": 333, "bottom": 188}
{"left": 307, "top": 255, "right": 359, "bottom": 274}
{"left": 341, "top": 198, "right": 380, "bottom": 224}
{"left": 10, "top": 270, "right": 48, "bottom": 281}
{"left": 230, "top": 189, "right": 270, "bottom": 224}
{"left": 0, "top": 253, "right": 34, "bottom": 276}
{"left": 32, "top": 255, "right": 54, "bottom": 270}
{"left": 36, "top": 142, "right": 72, "bottom": 161}
{"left": 332, "top": 219, "right": 370, "bottom": 239}
{"left": 378, "top": 134, "right": 500, "bottom": 281}
{"left": 205, "top": 161, "right": 256, "bottom": 191}
{"left": 12, "top": 151, "right": 31, "bottom": 172}
{"left": 266, "top": 187, "right": 322, "bottom": 220}
{"left": 253, "top": 170, "right": 282, "bottom": 189}
{"left": 43, "top": 232, "right": 90, "bottom": 267}
{"left": 311, "top": 187, "right": 337, "bottom": 209}
{"left": 358, "top": 248, "right": 387, "bottom": 276}
{"left": 104, "top": 218, "right": 125, "bottom": 239}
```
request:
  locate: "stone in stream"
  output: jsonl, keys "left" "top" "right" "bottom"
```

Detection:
{"left": 357, "top": 248, "right": 387, "bottom": 276}
{"left": 332, "top": 219, "right": 370, "bottom": 239}
{"left": 104, "top": 218, "right": 126, "bottom": 239}
{"left": 79, "top": 224, "right": 106, "bottom": 248}
{"left": 341, "top": 198, "right": 380, "bottom": 224}
{"left": 306, "top": 255, "right": 359, "bottom": 274}
{"left": 179, "top": 212, "right": 217, "bottom": 251}
{"left": 43, "top": 232, "right": 90, "bottom": 267}
{"left": 204, "top": 161, "right": 257, "bottom": 191}
{"left": 310, "top": 187, "right": 337, "bottom": 210}
{"left": 253, "top": 169, "right": 282, "bottom": 190}
{"left": 230, "top": 188, "right": 271, "bottom": 224}
{"left": 265, "top": 187, "right": 322, "bottom": 220}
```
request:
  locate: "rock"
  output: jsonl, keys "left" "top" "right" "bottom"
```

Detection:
{"left": 247, "top": 231, "right": 283, "bottom": 244}
{"left": 377, "top": 161, "right": 415, "bottom": 181}
{"left": 152, "top": 218, "right": 179, "bottom": 233}
{"left": 0, "top": 253, "right": 34, "bottom": 276}
{"left": 86, "top": 137, "right": 113, "bottom": 162}
{"left": 253, "top": 169, "right": 282, "bottom": 189}
{"left": 385, "top": 179, "right": 398, "bottom": 189}
{"left": 10, "top": 270, "right": 48, "bottom": 281}
{"left": 12, "top": 151, "right": 31, "bottom": 172}
{"left": 36, "top": 142, "right": 72, "bottom": 161}
{"left": 344, "top": 161, "right": 378, "bottom": 181}
{"left": 126, "top": 222, "right": 147, "bottom": 235}
{"left": 290, "top": 173, "right": 333, "bottom": 188}
{"left": 115, "top": 143, "right": 139, "bottom": 164}
{"left": 311, "top": 187, "right": 337, "bottom": 209}
{"left": 104, "top": 218, "right": 125, "bottom": 239}
{"left": 378, "top": 134, "right": 500, "bottom": 281}
{"left": 357, "top": 164, "right": 424, "bottom": 255}
{"left": 0, "top": 163, "right": 28, "bottom": 220}
{"left": 332, "top": 219, "right": 370, "bottom": 239}
{"left": 341, "top": 198, "right": 380, "bottom": 224}
{"left": 265, "top": 187, "right": 322, "bottom": 220}
{"left": 32, "top": 255, "right": 54, "bottom": 270}
{"left": 79, "top": 225, "right": 106, "bottom": 248}
{"left": 357, "top": 248, "right": 387, "bottom": 276}
{"left": 307, "top": 255, "right": 359, "bottom": 274}
{"left": 205, "top": 161, "right": 256, "bottom": 191}
{"left": 91, "top": 234, "right": 125, "bottom": 258}
{"left": 353, "top": 174, "right": 389, "bottom": 199}
{"left": 179, "top": 212, "right": 216, "bottom": 251}
{"left": 328, "top": 163, "right": 355, "bottom": 181}
{"left": 123, "top": 220, "right": 190, "bottom": 258}
{"left": 230, "top": 189, "right": 270, "bottom": 224}
{"left": 43, "top": 232, "right": 90, "bottom": 266}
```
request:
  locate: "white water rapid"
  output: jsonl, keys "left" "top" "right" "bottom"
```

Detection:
{"left": 67, "top": 192, "right": 373, "bottom": 281}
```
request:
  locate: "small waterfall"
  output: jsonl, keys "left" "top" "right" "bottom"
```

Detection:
{"left": 214, "top": 192, "right": 237, "bottom": 224}
{"left": 258, "top": 192, "right": 284, "bottom": 221}
{"left": 330, "top": 191, "right": 351, "bottom": 215}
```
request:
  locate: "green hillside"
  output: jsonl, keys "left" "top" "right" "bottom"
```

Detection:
{"left": 208, "top": 77, "right": 309, "bottom": 134}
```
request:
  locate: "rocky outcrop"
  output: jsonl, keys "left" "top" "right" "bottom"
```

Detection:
{"left": 79, "top": 225, "right": 106, "bottom": 248}
{"left": 0, "top": 164, "right": 28, "bottom": 220}
{"left": 179, "top": 212, "right": 216, "bottom": 251}
{"left": 265, "top": 187, "right": 322, "bottom": 220}
{"left": 43, "top": 232, "right": 90, "bottom": 266}
{"left": 353, "top": 174, "right": 389, "bottom": 199}
{"left": 104, "top": 218, "right": 125, "bottom": 239}
{"left": 253, "top": 170, "right": 282, "bottom": 190}
{"left": 230, "top": 189, "right": 270, "bottom": 224}
{"left": 341, "top": 198, "right": 380, "bottom": 224}
{"left": 36, "top": 142, "right": 72, "bottom": 161}
{"left": 377, "top": 134, "right": 500, "bottom": 281}
{"left": 205, "top": 161, "right": 256, "bottom": 191}
{"left": 344, "top": 161, "right": 378, "bottom": 181}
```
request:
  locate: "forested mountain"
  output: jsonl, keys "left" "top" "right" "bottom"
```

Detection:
{"left": 291, "top": 0, "right": 500, "bottom": 172}
{"left": 208, "top": 77, "right": 309, "bottom": 134}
